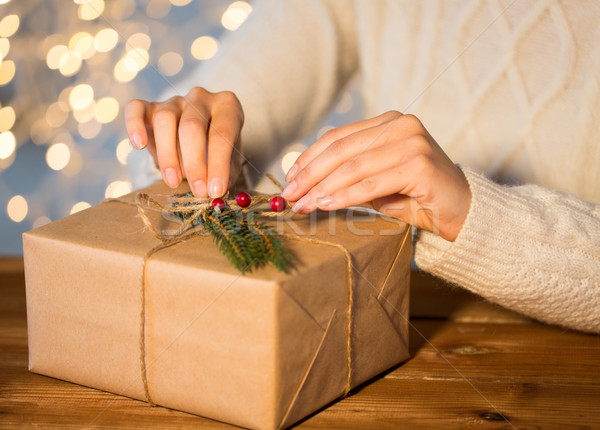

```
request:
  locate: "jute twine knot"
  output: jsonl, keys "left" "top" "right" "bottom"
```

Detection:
{"left": 133, "top": 174, "right": 355, "bottom": 406}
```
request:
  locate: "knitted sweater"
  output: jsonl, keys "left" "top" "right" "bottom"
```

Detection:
{"left": 164, "top": 0, "right": 600, "bottom": 333}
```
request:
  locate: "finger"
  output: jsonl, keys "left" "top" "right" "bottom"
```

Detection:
{"left": 304, "top": 140, "right": 410, "bottom": 205}
{"left": 294, "top": 162, "right": 416, "bottom": 214}
{"left": 178, "top": 100, "right": 210, "bottom": 197}
{"left": 282, "top": 120, "right": 400, "bottom": 202}
{"left": 153, "top": 97, "right": 184, "bottom": 188}
{"left": 285, "top": 110, "right": 403, "bottom": 182}
{"left": 125, "top": 99, "right": 154, "bottom": 150}
{"left": 206, "top": 92, "right": 244, "bottom": 198}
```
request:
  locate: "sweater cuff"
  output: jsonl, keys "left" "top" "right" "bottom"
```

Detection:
{"left": 414, "top": 167, "right": 529, "bottom": 296}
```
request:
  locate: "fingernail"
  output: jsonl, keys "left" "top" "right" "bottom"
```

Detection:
{"left": 209, "top": 178, "right": 224, "bottom": 197}
{"left": 192, "top": 180, "right": 207, "bottom": 197}
{"left": 292, "top": 195, "right": 310, "bottom": 213}
{"left": 164, "top": 168, "right": 180, "bottom": 188}
{"left": 281, "top": 181, "right": 297, "bottom": 199}
{"left": 286, "top": 164, "right": 299, "bottom": 181}
{"left": 315, "top": 195, "right": 333, "bottom": 208}
{"left": 132, "top": 132, "right": 143, "bottom": 149}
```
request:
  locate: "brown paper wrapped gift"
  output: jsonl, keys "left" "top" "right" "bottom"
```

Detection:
{"left": 23, "top": 181, "right": 411, "bottom": 429}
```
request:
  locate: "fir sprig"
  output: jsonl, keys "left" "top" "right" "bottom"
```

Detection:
{"left": 174, "top": 196, "right": 293, "bottom": 274}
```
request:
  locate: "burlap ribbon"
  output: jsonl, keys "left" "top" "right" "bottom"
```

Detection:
{"left": 134, "top": 176, "right": 355, "bottom": 406}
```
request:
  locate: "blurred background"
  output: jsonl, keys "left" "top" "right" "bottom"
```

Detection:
{"left": 0, "top": 0, "right": 361, "bottom": 255}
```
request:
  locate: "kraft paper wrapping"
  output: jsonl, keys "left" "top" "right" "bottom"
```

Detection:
{"left": 23, "top": 181, "right": 411, "bottom": 429}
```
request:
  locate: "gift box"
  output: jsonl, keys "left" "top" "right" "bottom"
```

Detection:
{"left": 23, "top": 181, "right": 411, "bottom": 429}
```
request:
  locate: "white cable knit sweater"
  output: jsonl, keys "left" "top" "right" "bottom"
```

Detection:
{"left": 163, "top": 0, "right": 600, "bottom": 332}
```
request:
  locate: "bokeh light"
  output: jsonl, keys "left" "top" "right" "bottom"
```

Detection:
{"left": 0, "top": 131, "right": 16, "bottom": 159}
{"left": 78, "top": 0, "right": 105, "bottom": 21}
{"left": 46, "top": 44, "right": 69, "bottom": 69}
{"left": 114, "top": 57, "right": 138, "bottom": 82}
{"left": 191, "top": 36, "right": 218, "bottom": 60}
{"left": 73, "top": 101, "right": 96, "bottom": 123}
{"left": 281, "top": 151, "right": 301, "bottom": 175}
{"left": 316, "top": 125, "right": 335, "bottom": 139}
{"left": 58, "top": 50, "right": 83, "bottom": 76}
{"left": 32, "top": 216, "right": 51, "bottom": 229}
{"left": 126, "top": 33, "right": 151, "bottom": 51}
{"left": 69, "top": 32, "right": 96, "bottom": 59}
{"left": 158, "top": 51, "right": 183, "bottom": 76}
{"left": 170, "top": 0, "right": 192, "bottom": 6}
{"left": 95, "top": 97, "right": 119, "bottom": 123}
{"left": 105, "top": 180, "right": 132, "bottom": 198}
{"left": 70, "top": 201, "right": 91, "bottom": 214}
{"left": 94, "top": 28, "right": 119, "bottom": 52}
{"left": 0, "top": 59, "right": 15, "bottom": 85}
{"left": 0, "top": 38, "right": 9, "bottom": 62}
{"left": 0, "top": 106, "right": 16, "bottom": 132}
{"left": 69, "top": 84, "right": 94, "bottom": 111}
{"left": 221, "top": 1, "right": 252, "bottom": 31}
{"left": 78, "top": 119, "right": 102, "bottom": 139}
{"left": 46, "top": 142, "right": 71, "bottom": 171}
{"left": 7, "top": 195, "right": 28, "bottom": 223}
{"left": 0, "top": 14, "right": 19, "bottom": 38}
{"left": 116, "top": 138, "right": 133, "bottom": 165}
{"left": 125, "top": 47, "right": 149, "bottom": 71}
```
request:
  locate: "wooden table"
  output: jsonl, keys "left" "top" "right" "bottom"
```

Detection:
{"left": 1, "top": 257, "right": 599, "bottom": 429}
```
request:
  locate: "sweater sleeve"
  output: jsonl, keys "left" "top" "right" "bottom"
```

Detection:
{"left": 414, "top": 167, "right": 600, "bottom": 333}
{"left": 167, "top": 0, "right": 358, "bottom": 187}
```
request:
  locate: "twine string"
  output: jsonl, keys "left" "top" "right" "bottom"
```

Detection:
{"left": 133, "top": 177, "right": 356, "bottom": 405}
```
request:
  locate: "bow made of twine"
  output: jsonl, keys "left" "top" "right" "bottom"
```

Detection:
{"left": 134, "top": 174, "right": 355, "bottom": 406}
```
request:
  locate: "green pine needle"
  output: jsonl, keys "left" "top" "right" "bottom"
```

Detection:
{"left": 174, "top": 199, "right": 293, "bottom": 274}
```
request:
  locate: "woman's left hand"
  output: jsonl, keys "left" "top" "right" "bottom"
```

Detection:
{"left": 281, "top": 111, "right": 472, "bottom": 242}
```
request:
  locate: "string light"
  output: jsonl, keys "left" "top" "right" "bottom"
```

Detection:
{"left": 0, "top": 59, "right": 15, "bottom": 85}
{"left": 7, "top": 195, "right": 28, "bottom": 223}
{"left": 1, "top": 1, "right": 364, "bottom": 256}
{"left": 0, "top": 14, "right": 19, "bottom": 37}
{"left": 78, "top": 0, "right": 105, "bottom": 21}
{"left": 94, "top": 28, "right": 118, "bottom": 52}
{"left": 191, "top": 36, "right": 218, "bottom": 60}
{"left": 46, "top": 143, "right": 71, "bottom": 171}
{"left": 58, "top": 50, "right": 83, "bottom": 76}
{"left": 0, "top": 131, "right": 16, "bottom": 159}
{"left": 126, "top": 33, "right": 151, "bottom": 51}
{"left": 95, "top": 97, "right": 119, "bottom": 123}
{"left": 70, "top": 201, "right": 91, "bottom": 214}
{"left": 0, "top": 38, "right": 9, "bottom": 64}
{"left": 170, "top": 0, "right": 192, "bottom": 6}
{"left": 0, "top": 106, "right": 16, "bottom": 132}
{"left": 221, "top": 1, "right": 252, "bottom": 31}
{"left": 105, "top": 180, "right": 132, "bottom": 198}
{"left": 116, "top": 138, "right": 133, "bottom": 165}
{"left": 281, "top": 151, "right": 301, "bottom": 175}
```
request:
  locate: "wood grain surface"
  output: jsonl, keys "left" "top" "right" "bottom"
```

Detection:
{"left": 1, "top": 258, "right": 599, "bottom": 429}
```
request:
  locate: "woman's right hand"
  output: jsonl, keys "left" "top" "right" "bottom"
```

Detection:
{"left": 125, "top": 87, "right": 244, "bottom": 198}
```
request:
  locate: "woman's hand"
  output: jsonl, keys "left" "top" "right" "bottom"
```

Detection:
{"left": 125, "top": 87, "right": 244, "bottom": 198}
{"left": 281, "top": 111, "right": 471, "bottom": 242}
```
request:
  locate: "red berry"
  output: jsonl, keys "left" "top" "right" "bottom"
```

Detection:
{"left": 236, "top": 192, "right": 251, "bottom": 208}
{"left": 211, "top": 198, "right": 226, "bottom": 211}
{"left": 270, "top": 196, "right": 286, "bottom": 212}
